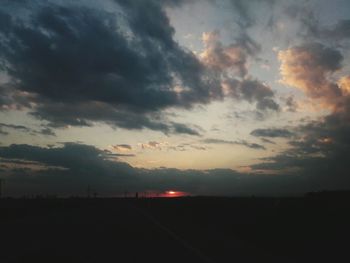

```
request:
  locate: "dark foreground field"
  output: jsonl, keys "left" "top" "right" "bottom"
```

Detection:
{"left": 1, "top": 194, "right": 350, "bottom": 263}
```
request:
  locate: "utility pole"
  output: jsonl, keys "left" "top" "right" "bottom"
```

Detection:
{"left": 87, "top": 184, "right": 91, "bottom": 198}
{"left": 0, "top": 179, "right": 3, "bottom": 198}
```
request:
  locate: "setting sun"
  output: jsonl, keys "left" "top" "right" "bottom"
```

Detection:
{"left": 160, "top": 190, "right": 188, "bottom": 198}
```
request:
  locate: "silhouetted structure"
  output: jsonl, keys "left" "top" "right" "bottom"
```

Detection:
{"left": 87, "top": 185, "right": 91, "bottom": 198}
{"left": 0, "top": 179, "right": 2, "bottom": 198}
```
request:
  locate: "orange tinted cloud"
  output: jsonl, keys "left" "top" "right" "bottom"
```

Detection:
{"left": 338, "top": 76, "right": 350, "bottom": 95}
{"left": 278, "top": 43, "right": 343, "bottom": 109}
{"left": 200, "top": 31, "right": 247, "bottom": 77}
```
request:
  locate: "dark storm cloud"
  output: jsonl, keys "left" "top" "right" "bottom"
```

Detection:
{"left": 0, "top": 0, "right": 221, "bottom": 133}
{"left": 0, "top": 123, "right": 30, "bottom": 132}
{"left": 0, "top": 122, "right": 56, "bottom": 137}
{"left": 0, "top": 4, "right": 180, "bottom": 108}
{"left": 0, "top": 143, "right": 137, "bottom": 195}
{"left": 30, "top": 100, "right": 201, "bottom": 135}
{"left": 222, "top": 78, "right": 280, "bottom": 112}
{"left": 250, "top": 128, "right": 294, "bottom": 138}
{"left": 240, "top": 79, "right": 273, "bottom": 101}
{"left": 0, "top": 143, "right": 109, "bottom": 169}
{"left": 240, "top": 79, "right": 279, "bottom": 111}
{"left": 324, "top": 20, "right": 350, "bottom": 40}
{"left": 202, "top": 138, "right": 266, "bottom": 150}
{"left": 251, "top": 108, "right": 350, "bottom": 190}
{"left": 171, "top": 122, "right": 202, "bottom": 136}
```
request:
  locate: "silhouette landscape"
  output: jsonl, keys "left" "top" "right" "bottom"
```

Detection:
{"left": 1, "top": 193, "right": 350, "bottom": 262}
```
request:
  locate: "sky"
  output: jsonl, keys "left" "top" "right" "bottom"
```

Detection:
{"left": 1, "top": 0, "right": 350, "bottom": 196}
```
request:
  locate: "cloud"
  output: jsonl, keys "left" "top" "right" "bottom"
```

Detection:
{"left": 198, "top": 30, "right": 279, "bottom": 113}
{"left": 250, "top": 107, "right": 350, "bottom": 191}
{"left": 2, "top": 139, "right": 350, "bottom": 196}
{"left": 202, "top": 138, "right": 266, "bottom": 150}
{"left": 139, "top": 141, "right": 165, "bottom": 150}
{"left": 189, "top": 145, "right": 207, "bottom": 151}
{"left": 279, "top": 43, "right": 350, "bottom": 134}
{"left": 278, "top": 43, "right": 343, "bottom": 108}
{"left": 283, "top": 2, "right": 319, "bottom": 37}
{"left": 0, "top": 123, "right": 30, "bottom": 132}
{"left": 260, "top": 138, "right": 276, "bottom": 144}
{"left": 323, "top": 19, "right": 350, "bottom": 41}
{"left": 0, "top": 123, "right": 56, "bottom": 137}
{"left": 294, "top": 10, "right": 350, "bottom": 43}
{"left": 1, "top": 3, "right": 187, "bottom": 110}
{"left": 171, "top": 122, "right": 202, "bottom": 136}
{"left": 0, "top": 142, "right": 308, "bottom": 196}
{"left": 200, "top": 30, "right": 248, "bottom": 77}
{"left": 243, "top": 37, "right": 350, "bottom": 190}
{"left": 226, "top": 0, "right": 276, "bottom": 30}
{"left": 137, "top": 141, "right": 207, "bottom": 152}
{"left": 338, "top": 76, "right": 350, "bottom": 95}
{"left": 250, "top": 128, "right": 294, "bottom": 138}
{"left": 111, "top": 144, "right": 132, "bottom": 152}
{"left": 38, "top": 127, "right": 56, "bottom": 136}
{"left": 0, "top": 143, "right": 110, "bottom": 169}
{"left": 31, "top": 101, "right": 201, "bottom": 135}
{"left": 0, "top": 0, "right": 221, "bottom": 134}
{"left": 222, "top": 78, "right": 280, "bottom": 111}
{"left": 284, "top": 95, "right": 298, "bottom": 112}
{"left": 0, "top": 1, "right": 282, "bottom": 133}
{"left": 0, "top": 85, "right": 41, "bottom": 111}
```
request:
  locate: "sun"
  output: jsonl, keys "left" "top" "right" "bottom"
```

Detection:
{"left": 159, "top": 190, "right": 188, "bottom": 198}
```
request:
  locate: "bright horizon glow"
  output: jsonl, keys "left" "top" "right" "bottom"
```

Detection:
{"left": 162, "top": 191, "right": 188, "bottom": 198}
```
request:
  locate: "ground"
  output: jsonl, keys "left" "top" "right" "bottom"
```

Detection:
{"left": 1, "top": 195, "right": 349, "bottom": 262}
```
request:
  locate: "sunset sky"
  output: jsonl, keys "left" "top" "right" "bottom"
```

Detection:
{"left": 1, "top": 0, "right": 350, "bottom": 196}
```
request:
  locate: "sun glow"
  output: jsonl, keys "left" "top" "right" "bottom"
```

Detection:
{"left": 161, "top": 190, "right": 188, "bottom": 198}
